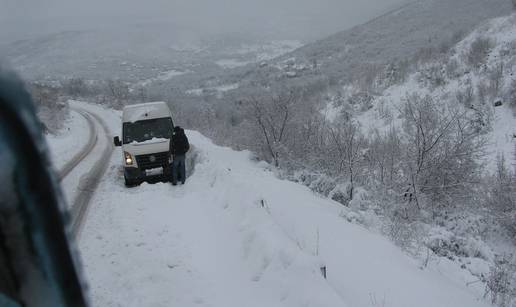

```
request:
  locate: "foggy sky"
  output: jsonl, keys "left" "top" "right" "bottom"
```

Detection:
{"left": 0, "top": 0, "right": 409, "bottom": 41}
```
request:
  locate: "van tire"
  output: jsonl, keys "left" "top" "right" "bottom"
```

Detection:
{"left": 124, "top": 176, "right": 136, "bottom": 187}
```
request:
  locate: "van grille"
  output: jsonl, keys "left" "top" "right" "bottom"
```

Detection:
{"left": 135, "top": 152, "right": 169, "bottom": 170}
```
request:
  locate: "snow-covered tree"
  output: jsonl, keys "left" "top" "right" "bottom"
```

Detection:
{"left": 400, "top": 94, "right": 485, "bottom": 213}
{"left": 327, "top": 120, "right": 366, "bottom": 201}
{"left": 244, "top": 89, "right": 298, "bottom": 167}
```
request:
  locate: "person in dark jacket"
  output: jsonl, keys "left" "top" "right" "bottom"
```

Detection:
{"left": 170, "top": 126, "right": 190, "bottom": 185}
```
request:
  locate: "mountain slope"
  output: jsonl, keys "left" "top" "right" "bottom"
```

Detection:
{"left": 227, "top": 0, "right": 512, "bottom": 90}
{"left": 74, "top": 102, "right": 494, "bottom": 307}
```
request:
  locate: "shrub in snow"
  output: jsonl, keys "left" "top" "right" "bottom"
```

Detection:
{"left": 291, "top": 171, "right": 338, "bottom": 198}
{"left": 425, "top": 228, "right": 494, "bottom": 261}
{"left": 386, "top": 209, "right": 421, "bottom": 251}
{"left": 486, "top": 155, "right": 516, "bottom": 242}
{"left": 484, "top": 256, "right": 516, "bottom": 307}
{"left": 329, "top": 183, "right": 351, "bottom": 205}
{"left": 347, "top": 187, "right": 371, "bottom": 210}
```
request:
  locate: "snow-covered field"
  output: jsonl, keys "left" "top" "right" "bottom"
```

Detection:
{"left": 55, "top": 102, "right": 495, "bottom": 307}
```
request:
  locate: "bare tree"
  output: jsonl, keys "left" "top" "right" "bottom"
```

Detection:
{"left": 106, "top": 79, "right": 130, "bottom": 109}
{"left": 367, "top": 127, "right": 402, "bottom": 187}
{"left": 245, "top": 89, "right": 298, "bottom": 167}
{"left": 401, "top": 94, "right": 484, "bottom": 213}
{"left": 328, "top": 120, "right": 366, "bottom": 200}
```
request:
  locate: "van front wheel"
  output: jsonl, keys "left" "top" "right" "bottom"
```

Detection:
{"left": 124, "top": 175, "right": 136, "bottom": 187}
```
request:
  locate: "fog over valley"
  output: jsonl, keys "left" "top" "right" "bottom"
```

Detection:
{"left": 0, "top": 0, "right": 409, "bottom": 42}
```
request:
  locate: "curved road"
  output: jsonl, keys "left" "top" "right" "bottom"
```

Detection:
{"left": 58, "top": 109, "right": 98, "bottom": 181}
{"left": 58, "top": 107, "right": 114, "bottom": 238}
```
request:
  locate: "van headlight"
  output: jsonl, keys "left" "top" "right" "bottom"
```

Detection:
{"left": 124, "top": 151, "right": 134, "bottom": 165}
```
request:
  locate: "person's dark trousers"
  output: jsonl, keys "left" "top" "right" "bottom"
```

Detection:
{"left": 172, "top": 154, "right": 186, "bottom": 184}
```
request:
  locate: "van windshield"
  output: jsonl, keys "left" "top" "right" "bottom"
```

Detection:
{"left": 123, "top": 117, "right": 173, "bottom": 144}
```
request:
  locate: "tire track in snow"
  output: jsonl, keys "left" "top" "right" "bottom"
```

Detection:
{"left": 69, "top": 108, "right": 114, "bottom": 239}
{"left": 58, "top": 109, "right": 98, "bottom": 181}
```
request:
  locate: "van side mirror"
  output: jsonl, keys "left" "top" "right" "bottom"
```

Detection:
{"left": 114, "top": 136, "right": 122, "bottom": 147}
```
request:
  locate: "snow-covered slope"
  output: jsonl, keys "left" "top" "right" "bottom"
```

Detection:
{"left": 350, "top": 13, "right": 516, "bottom": 171}
{"left": 230, "top": 0, "right": 512, "bottom": 89}
{"left": 74, "top": 102, "right": 494, "bottom": 307}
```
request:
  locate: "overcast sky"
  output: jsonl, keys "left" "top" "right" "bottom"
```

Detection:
{"left": 0, "top": 0, "right": 409, "bottom": 41}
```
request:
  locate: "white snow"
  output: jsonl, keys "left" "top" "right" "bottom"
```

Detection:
{"left": 72, "top": 102, "right": 494, "bottom": 307}
{"left": 123, "top": 101, "right": 170, "bottom": 123}
{"left": 45, "top": 110, "right": 90, "bottom": 171}
{"left": 130, "top": 137, "right": 168, "bottom": 145}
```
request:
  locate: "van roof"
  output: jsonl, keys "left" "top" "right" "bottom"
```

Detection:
{"left": 123, "top": 101, "right": 171, "bottom": 123}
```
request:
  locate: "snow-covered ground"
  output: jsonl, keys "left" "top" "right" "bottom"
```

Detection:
{"left": 65, "top": 101, "right": 495, "bottom": 307}
{"left": 45, "top": 110, "right": 90, "bottom": 171}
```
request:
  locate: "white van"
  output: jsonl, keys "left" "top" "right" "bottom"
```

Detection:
{"left": 113, "top": 102, "right": 174, "bottom": 186}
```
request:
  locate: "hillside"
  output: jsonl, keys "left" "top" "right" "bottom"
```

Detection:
{"left": 287, "top": 0, "right": 513, "bottom": 82}
{"left": 0, "top": 24, "right": 302, "bottom": 82}
{"left": 211, "top": 0, "right": 513, "bottom": 94}
{"left": 52, "top": 102, "right": 494, "bottom": 307}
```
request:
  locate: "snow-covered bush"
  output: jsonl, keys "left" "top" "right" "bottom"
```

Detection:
{"left": 425, "top": 228, "right": 494, "bottom": 261}
{"left": 485, "top": 155, "right": 516, "bottom": 242}
{"left": 291, "top": 171, "right": 338, "bottom": 198}
{"left": 386, "top": 210, "right": 421, "bottom": 251}
{"left": 485, "top": 256, "right": 516, "bottom": 307}
{"left": 400, "top": 94, "right": 485, "bottom": 211}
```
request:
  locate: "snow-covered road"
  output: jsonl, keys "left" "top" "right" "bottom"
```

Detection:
{"left": 70, "top": 102, "right": 494, "bottom": 307}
